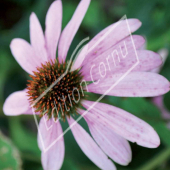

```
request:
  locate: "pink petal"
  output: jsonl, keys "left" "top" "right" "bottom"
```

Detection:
{"left": 82, "top": 49, "right": 162, "bottom": 81}
{"left": 138, "top": 42, "right": 146, "bottom": 50}
{"left": 78, "top": 109, "right": 132, "bottom": 165}
{"left": 45, "top": 0, "right": 62, "bottom": 61}
{"left": 58, "top": 0, "right": 91, "bottom": 63}
{"left": 10, "top": 38, "right": 41, "bottom": 74}
{"left": 3, "top": 90, "right": 31, "bottom": 116}
{"left": 82, "top": 100, "right": 160, "bottom": 148}
{"left": 81, "top": 35, "right": 145, "bottom": 75}
{"left": 71, "top": 44, "right": 89, "bottom": 71}
{"left": 30, "top": 12, "right": 48, "bottom": 63}
{"left": 67, "top": 117, "right": 116, "bottom": 170}
{"left": 82, "top": 19, "right": 142, "bottom": 65}
{"left": 38, "top": 117, "right": 64, "bottom": 170}
{"left": 87, "top": 72, "right": 170, "bottom": 97}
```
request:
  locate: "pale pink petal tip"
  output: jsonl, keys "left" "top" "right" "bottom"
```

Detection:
{"left": 3, "top": 90, "right": 31, "bottom": 116}
{"left": 134, "top": 18, "right": 141, "bottom": 28}
{"left": 127, "top": 19, "right": 142, "bottom": 32}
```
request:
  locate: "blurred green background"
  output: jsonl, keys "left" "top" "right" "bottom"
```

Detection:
{"left": 0, "top": 0, "right": 170, "bottom": 169}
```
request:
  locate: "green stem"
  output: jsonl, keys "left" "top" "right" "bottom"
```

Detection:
{"left": 138, "top": 147, "right": 170, "bottom": 170}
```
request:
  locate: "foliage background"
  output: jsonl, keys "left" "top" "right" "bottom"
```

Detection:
{"left": 0, "top": 0, "right": 170, "bottom": 169}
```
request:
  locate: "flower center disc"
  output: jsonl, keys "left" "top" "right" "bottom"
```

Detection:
{"left": 27, "top": 59, "right": 85, "bottom": 121}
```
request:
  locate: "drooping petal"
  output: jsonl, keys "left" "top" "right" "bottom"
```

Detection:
{"left": 82, "top": 49, "right": 162, "bottom": 81}
{"left": 67, "top": 117, "right": 116, "bottom": 170}
{"left": 71, "top": 44, "right": 89, "bottom": 71}
{"left": 58, "top": 0, "right": 91, "bottom": 63}
{"left": 82, "top": 19, "right": 142, "bottom": 65}
{"left": 78, "top": 109, "right": 132, "bottom": 165}
{"left": 30, "top": 12, "right": 48, "bottom": 63}
{"left": 3, "top": 90, "right": 32, "bottom": 116}
{"left": 87, "top": 72, "right": 169, "bottom": 97}
{"left": 45, "top": 0, "right": 62, "bottom": 61}
{"left": 10, "top": 38, "right": 41, "bottom": 74}
{"left": 82, "top": 100, "right": 160, "bottom": 148}
{"left": 38, "top": 117, "right": 64, "bottom": 170}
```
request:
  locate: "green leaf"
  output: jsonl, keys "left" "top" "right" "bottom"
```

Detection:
{"left": 0, "top": 131, "right": 22, "bottom": 170}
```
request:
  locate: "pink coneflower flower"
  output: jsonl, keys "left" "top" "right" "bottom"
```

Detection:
{"left": 3, "top": 0, "right": 170, "bottom": 170}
